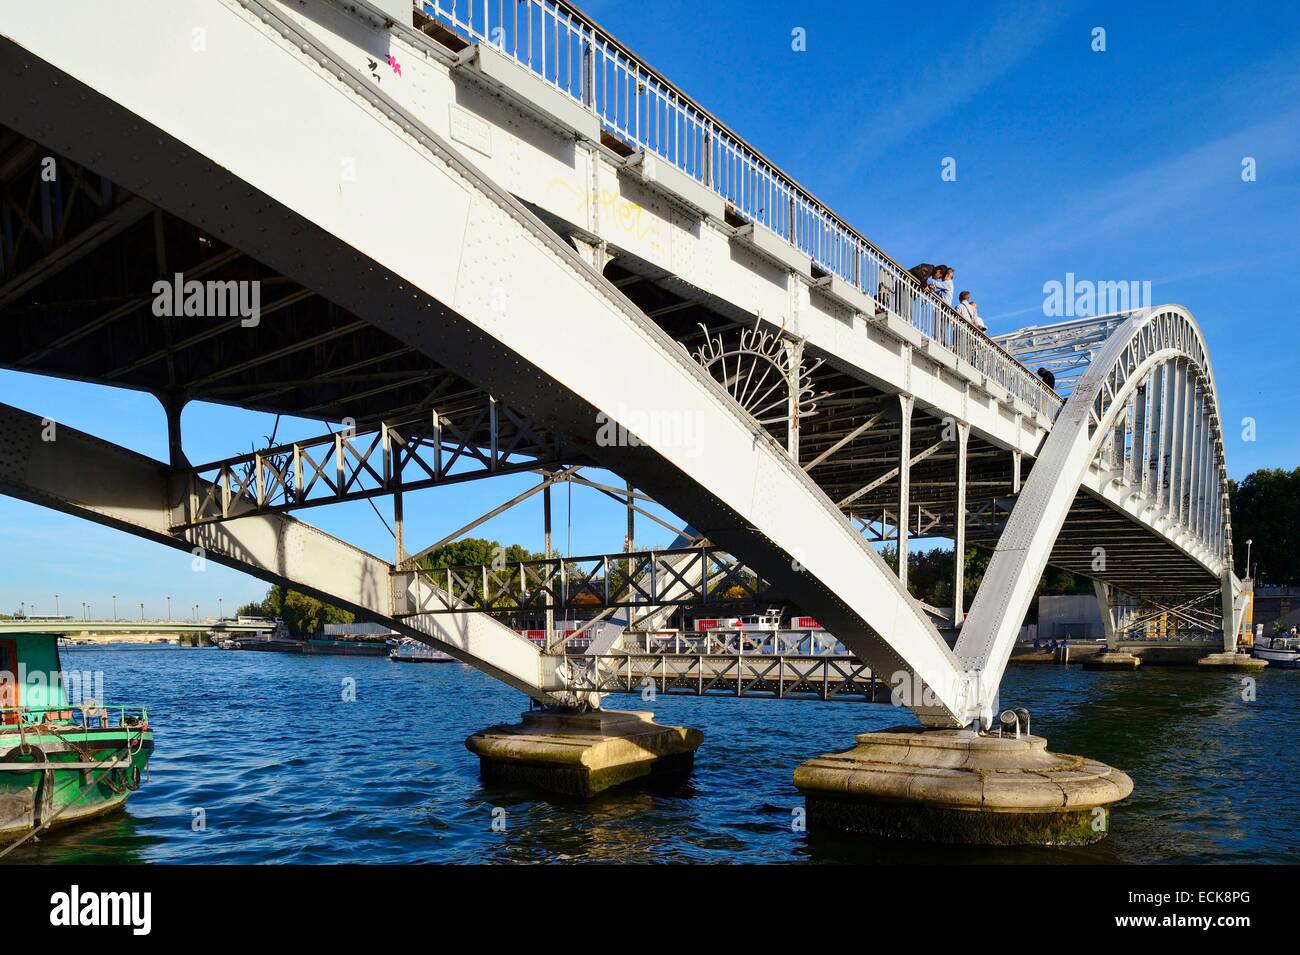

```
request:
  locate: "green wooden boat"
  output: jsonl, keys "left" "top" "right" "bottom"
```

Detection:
{"left": 0, "top": 633, "right": 153, "bottom": 841}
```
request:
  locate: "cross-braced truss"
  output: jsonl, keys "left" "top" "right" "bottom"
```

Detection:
{"left": 0, "top": 143, "right": 152, "bottom": 307}
{"left": 993, "top": 315, "right": 1128, "bottom": 397}
{"left": 560, "top": 653, "right": 887, "bottom": 702}
{"left": 1118, "top": 588, "right": 1223, "bottom": 637}
{"left": 180, "top": 397, "right": 569, "bottom": 528}
{"left": 398, "top": 545, "right": 772, "bottom": 616}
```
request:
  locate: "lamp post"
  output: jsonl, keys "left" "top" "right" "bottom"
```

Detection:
{"left": 54, "top": 594, "right": 59, "bottom": 616}
{"left": 218, "top": 597, "right": 224, "bottom": 623}
{"left": 140, "top": 602, "right": 145, "bottom": 622}
{"left": 112, "top": 595, "right": 117, "bottom": 622}
{"left": 166, "top": 596, "right": 172, "bottom": 622}
{"left": 1244, "top": 539, "right": 1253, "bottom": 579}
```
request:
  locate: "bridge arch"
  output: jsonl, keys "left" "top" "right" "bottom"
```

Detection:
{"left": 955, "top": 306, "right": 1235, "bottom": 725}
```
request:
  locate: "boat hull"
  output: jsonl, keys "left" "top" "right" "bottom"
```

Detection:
{"left": 304, "top": 640, "right": 391, "bottom": 656}
{"left": 1252, "top": 647, "right": 1300, "bottom": 668}
{"left": 0, "top": 725, "right": 154, "bottom": 840}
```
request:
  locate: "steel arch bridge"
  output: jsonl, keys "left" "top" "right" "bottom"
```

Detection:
{"left": 0, "top": 0, "right": 1244, "bottom": 730}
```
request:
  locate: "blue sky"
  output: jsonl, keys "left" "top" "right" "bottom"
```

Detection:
{"left": 2, "top": 0, "right": 1297, "bottom": 618}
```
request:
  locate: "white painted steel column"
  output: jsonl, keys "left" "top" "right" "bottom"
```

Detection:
{"left": 1148, "top": 367, "right": 1164, "bottom": 499}
{"left": 1157, "top": 363, "right": 1174, "bottom": 511}
{"left": 1095, "top": 580, "right": 1117, "bottom": 649}
{"left": 544, "top": 482, "right": 555, "bottom": 653}
{"left": 785, "top": 337, "right": 803, "bottom": 460}
{"left": 1186, "top": 380, "right": 1199, "bottom": 526}
{"left": 898, "top": 394, "right": 914, "bottom": 590}
{"left": 1221, "top": 571, "right": 1238, "bottom": 652}
{"left": 1168, "top": 362, "right": 1186, "bottom": 520}
{"left": 1133, "top": 377, "right": 1149, "bottom": 497}
{"left": 954, "top": 421, "right": 969, "bottom": 626}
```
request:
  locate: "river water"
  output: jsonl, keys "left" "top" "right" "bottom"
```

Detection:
{"left": 6, "top": 646, "right": 1297, "bottom": 864}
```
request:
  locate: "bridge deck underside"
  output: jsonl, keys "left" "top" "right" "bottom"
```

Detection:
{"left": 595, "top": 259, "right": 1219, "bottom": 605}
{"left": 0, "top": 124, "right": 1215, "bottom": 611}
{"left": 0, "top": 127, "right": 555, "bottom": 446}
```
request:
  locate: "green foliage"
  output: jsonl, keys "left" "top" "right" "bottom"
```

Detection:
{"left": 1230, "top": 468, "right": 1300, "bottom": 585}
{"left": 417, "top": 538, "right": 541, "bottom": 571}
{"left": 237, "top": 583, "right": 354, "bottom": 637}
{"left": 881, "top": 544, "right": 1089, "bottom": 611}
{"left": 417, "top": 537, "right": 545, "bottom": 608}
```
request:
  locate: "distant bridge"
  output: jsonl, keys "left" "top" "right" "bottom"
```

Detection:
{"left": 0, "top": 0, "right": 1246, "bottom": 729}
{"left": 0, "top": 620, "right": 268, "bottom": 636}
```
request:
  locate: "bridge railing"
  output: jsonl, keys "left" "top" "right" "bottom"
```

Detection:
{"left": 181, "top": 400, "right": 563, "bottom": 528}
{"left": 0, "top": 704, "right": 149, "bottom": 734}
{"left": 561, "top": 653, "right": 885, "bottom": 702}
{"left": 416, "top": 1, "right": 1063, "bottom": 419}
{"left": 400, "top": 545, "right": 772, "bottom": 615}
{"left": 610, "top": 630, "right": 851, "bottom": 656}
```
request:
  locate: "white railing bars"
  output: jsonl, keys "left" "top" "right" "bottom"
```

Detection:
{"left": 416, "top": 0, "right": 1063, "bottom": 418}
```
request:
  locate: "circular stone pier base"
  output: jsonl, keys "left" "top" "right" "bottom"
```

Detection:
{"left": 1082, "top": 651, "right": 1142, "bottom": 670}
{"left": 793, "top": 727, "right": 1133, "bottom": 846}
{"left": 466, "top": 709, "right": 703, "bottom": 797}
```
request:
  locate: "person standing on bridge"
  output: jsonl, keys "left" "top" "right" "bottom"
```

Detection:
{"left": 908, "top": 263, "right": 937, "bottom": 289}
{"left": 876, "top": 278, "right": 895, "bottom": 316}
{"left": 935, "top": 266, "right": 955, "bottom": 306}
{"left": 956, "top": 291, "right": 985, "bottom": 331}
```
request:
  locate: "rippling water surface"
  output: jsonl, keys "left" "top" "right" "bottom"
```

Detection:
{"left": 7, "top": 646, "right": 1298, "bottom": 864}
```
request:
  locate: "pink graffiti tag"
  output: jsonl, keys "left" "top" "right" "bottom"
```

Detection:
{"left": 387, "top": 55, "right": 402, "bottom": 77}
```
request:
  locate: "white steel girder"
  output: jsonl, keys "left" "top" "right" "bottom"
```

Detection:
{"left": 0, "top": 401, "right": 551, "bottom": 696}
{"left": 0, "top": 1, "right": 972, "bottom": 723}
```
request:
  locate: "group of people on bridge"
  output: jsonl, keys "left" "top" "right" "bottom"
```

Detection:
{"left": 863, "top": 261, "right": 1055, "bottom": 394}
{"left": 907, "top": 263, "right": 985, "bottom": 332}
{"left": 877, "top": 262, "right": 1059, "bottom": 393}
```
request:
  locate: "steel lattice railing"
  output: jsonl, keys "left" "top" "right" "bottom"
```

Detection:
{"left": 415, "top": 0, "right": 1063, "bottom": 418}
{"left": 561, "top": 653, "right": 887, "bottom": 702}
{"left": 181, "top": 398, "right": 564, "bottom": 527}
{"left": 613, "top": 631, "right": 849, "bottom": 656}
{"left": 399, "top": 545, "right": 772, "bottom": 615}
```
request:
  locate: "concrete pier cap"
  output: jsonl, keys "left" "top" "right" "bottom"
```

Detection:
{"left": 1198, "top": 650, "right": 1267, "bottom": 671}
{"left": 466, "top": 709, "right": 703, "bottom": 797}
{"left": 794, "top": 726, "right": 1133, "bottom": 846}
{"left": 1083, "top": 651, "right": 1142, "bottom": 670}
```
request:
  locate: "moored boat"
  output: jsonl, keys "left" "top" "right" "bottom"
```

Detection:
{"left": 221, "top": 619, "right": 303, "bottom": 653}
{"left": 0, "top": 632, "right": 153, "bottom": 841}
{"left": 1252, "top": 635, "right": 1300, "bottom": 669}
{"left": 306, "top": 622, "right": 397, "bottom": 657}
{"left": 389, "top": 637, "right": 454, "bottom": 663}
{"left": 305, "top": 636, "right": 394, "bottom": 656}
